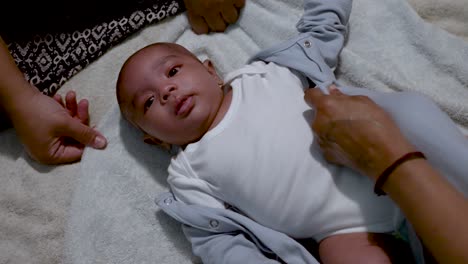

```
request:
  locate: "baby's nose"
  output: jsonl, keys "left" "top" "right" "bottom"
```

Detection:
{"left": 160, "top": 85, "right": 176, "bottom": 102}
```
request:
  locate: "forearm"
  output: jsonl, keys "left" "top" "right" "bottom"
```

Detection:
{"left": 0, "top": 36, "right": 38, "bottom": 116}
{"left": 383, "top": 159, "right": 468, "bottom": 263}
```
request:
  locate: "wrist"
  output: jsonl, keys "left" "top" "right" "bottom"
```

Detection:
{"left": 370, "top": 133, "right": 416, "bottom": 179}
{"left": 379, "top": 157, "right": 429, "bottom": 195}
{"left": 1, "top": 81, "right": 39, "bottom": 117}
{"left": 374, "top": 151, "right": 426, "bottom": 195}
{"left": 0, "top": 35, "right": 40, "bottom": 116}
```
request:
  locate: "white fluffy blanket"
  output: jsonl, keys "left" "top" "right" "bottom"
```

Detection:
{"left": 1, "top": 0, "right": 467, "bottom": 263}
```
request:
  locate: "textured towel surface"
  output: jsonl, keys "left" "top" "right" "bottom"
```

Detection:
{"left": 407, "top": 0, "right": 468, "bottom": 42}
{"left": 0, "top": 0, "right": 467, "bottom": 263}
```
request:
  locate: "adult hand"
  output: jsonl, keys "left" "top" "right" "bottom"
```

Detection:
{"left": 0, "top": 36, "right": 106, "bottom": 165}
{"left": 184, "top": 0, "right": 245, "bottom": 34}
{"left": 304, "top": 87, "right": 415, "bottom": 180}
{"left": 306, "top": 87, "right": 468, "bottom": 264}
{"left": 10, "top": 88, "right": 107, "bottom": 164}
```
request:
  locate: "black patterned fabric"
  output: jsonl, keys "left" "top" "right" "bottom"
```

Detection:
{"left": 4, "top": 0, "right": 185, "bottom": 96}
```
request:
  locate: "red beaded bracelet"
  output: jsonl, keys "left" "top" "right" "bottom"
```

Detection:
{"left": 374, "top": 151, "right": 426, "bottom": 196}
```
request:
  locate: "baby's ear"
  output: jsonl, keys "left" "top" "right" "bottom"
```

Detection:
{"left": 202, "top": 59, "right": 214, "bottom": 68}
{"left": 202, "top": 59, "right": 222, "bottom": 82}
{"left": 143, "top": 134, "right": 171, "bottom": 151}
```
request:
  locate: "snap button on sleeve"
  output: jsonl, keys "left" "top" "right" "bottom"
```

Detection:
{"left": 304, "top": 40, "right": 311, "bottom": 48}
{"left": 209, "top": 219, "right": 219, "bottom": 229}
{"left": 163, "top": 197, "right": 173, "bottom": 205}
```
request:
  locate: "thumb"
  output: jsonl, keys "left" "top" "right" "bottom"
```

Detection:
{"left": 63, "top": 119, "right": 107, "bottom": 149}
{"left": 304, "top": 87, "right": 325, "bottom": 108}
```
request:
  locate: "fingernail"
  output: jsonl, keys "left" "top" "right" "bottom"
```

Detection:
{"left": 93, "top": 136, "right": 107, "bottom": 149}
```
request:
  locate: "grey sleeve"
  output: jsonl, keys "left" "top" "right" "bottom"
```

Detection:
{"left": 183, "top": 225, "right": 281, "bottom": 264}
{"left": 296, "top": 0, "right": 353, "bottom": 68}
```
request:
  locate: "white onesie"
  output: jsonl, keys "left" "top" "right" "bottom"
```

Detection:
{"left": 168, "top": 61, "right": 397, "bottom": 241}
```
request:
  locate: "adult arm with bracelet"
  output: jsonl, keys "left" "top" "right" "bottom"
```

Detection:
{"left": 304, "top": 87, "right": 468, "bottom": 263}
{"left": 0, "top": 36, "right": 107, "bottom": 164}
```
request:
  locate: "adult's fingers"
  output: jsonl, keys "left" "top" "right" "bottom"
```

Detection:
{"left": 304, "top": 88, "right": 326, "bottom": 108}
{"left": 310, "top": 113, "right": 339, "bottom": 143}
{"left": 187, "top": 11, "right": 209, "bottom": 34}
{"left": 317, "top": 140, "right": 351, "bottom": 168}
{"left": 62, "top": 118, "right": 107, "bottom": 149}
{"left": 204, "top": 12, "right": 226, "bottom": 32}
{"left": 322, "top": 148, "right": 340, "bottom": 165}
{"left": 221, "top": 5, "right": 239, "bottom": 24}
{"left": 328, "top": 84, "right": 343, "bottom": 95}
{"left": 233, "top": 0, "right": 245, "bottom": 8}
{"left": 316, "top": 139, "right": 341, "bottom": 164}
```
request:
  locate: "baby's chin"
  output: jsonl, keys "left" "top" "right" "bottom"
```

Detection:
{"left": 178, "top": 131, "right": 207, "bottom": 147}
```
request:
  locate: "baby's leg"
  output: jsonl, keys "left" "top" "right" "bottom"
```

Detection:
{"left": 318, "top": 232, "right": 413, "bottom": 264}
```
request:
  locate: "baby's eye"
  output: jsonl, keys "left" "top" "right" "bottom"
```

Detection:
{"left": 168, "top": 66, "right": 179, "bottom": 77}
{"left": 144, "top": 96, "right": 154, "bottom": 113}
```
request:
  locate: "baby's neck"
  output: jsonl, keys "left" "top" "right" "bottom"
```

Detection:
{"left": 207, "top": 85, "right": 233, "bottom": 132}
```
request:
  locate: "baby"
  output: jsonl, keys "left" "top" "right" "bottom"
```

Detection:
{"left": 116, "top": 1, "right": 468, "bottom": 263}
{"left": 116, "top": 41, "right": 407, "bottom": 262}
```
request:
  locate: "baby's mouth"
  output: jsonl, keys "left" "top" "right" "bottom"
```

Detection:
{"left": 175, "top": 96, "right": 193, "bottom": 117}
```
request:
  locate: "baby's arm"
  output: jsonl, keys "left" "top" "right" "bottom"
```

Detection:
{"left": 319, "top": 232, "right": 412, "bottom": 264}
{"left": 297, "top": 0, "right": 352, "bottom": 69}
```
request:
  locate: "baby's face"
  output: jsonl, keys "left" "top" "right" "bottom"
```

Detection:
{"left": 117, "top": 43, "right": 224, "bottom": 146}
